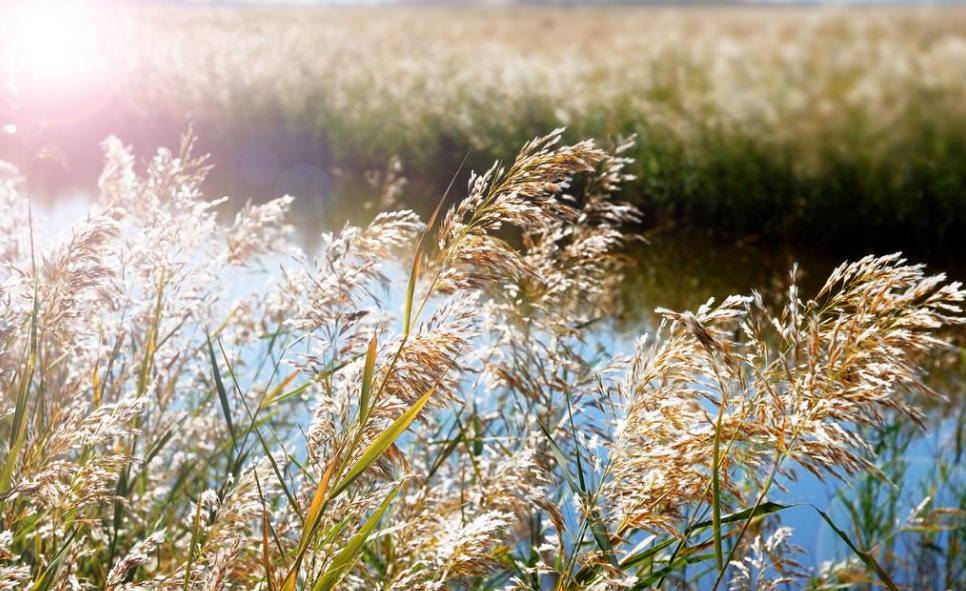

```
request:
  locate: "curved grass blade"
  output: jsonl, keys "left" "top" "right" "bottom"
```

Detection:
{"left": 279, "top": 458, "right": 340, "bottom": 591}
{"left": 631, "top": 551, "right": 717, "bottom": 590}
{"left": 403, "top": 149, "right": 468, "bottom": 337}
{"left": 327, "top": 385, "right": 437, "bottom": 502}
{"left": 576, "top": 537, "right": 678, "bottom": 586}
{"left": 215, "top": 338, "right": 301, "bottom": 517}
{"left": 618, "top": 538, "right": 676, "bottom": 570}
{"left": 312, "top": 485, "right": 400, "bottom": 591}
{"left": 813, "top": 505, "right": 900, "bottom": 591}
{"left": 688, "top": 501, "right": 899, "bottom": 591}
{"left": 260, "top": 371, "right": 298, "bottom": 410}
{"left": 302, "top": 460, "right": 338, "bottom": 552}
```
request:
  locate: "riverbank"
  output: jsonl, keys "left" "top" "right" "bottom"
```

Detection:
{"left": 4, "top": 4, "right": 966, "bottom": 259}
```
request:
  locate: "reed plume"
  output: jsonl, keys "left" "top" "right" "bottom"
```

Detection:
{"left": 0, "top": 129, "right": 962, "bottom": 591}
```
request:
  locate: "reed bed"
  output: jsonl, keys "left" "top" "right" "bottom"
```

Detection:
{"left": 4, "top": 5, "right": 966, "bottom": 253}
{"left": 1, "top": 129, "right": 964, "bottom": 590}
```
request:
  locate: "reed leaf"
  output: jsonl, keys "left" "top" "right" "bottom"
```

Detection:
{"left": 207, "top": 329, "right": 236, "bottom": 444}
{"left": 359, "top": 335, "right": 377, "bottom": 426}
{"left": 312, "top": 485, "right": 400, "bottom": 591}
{"left": 327, "top": 385, "right": 437, "bottom": 502}
{"left": 537, "top": 419, "right": 618, "bottom": 568}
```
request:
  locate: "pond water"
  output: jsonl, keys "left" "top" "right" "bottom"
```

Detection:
{"left": 33, "top": 172, "right": 966, "bottom": 583}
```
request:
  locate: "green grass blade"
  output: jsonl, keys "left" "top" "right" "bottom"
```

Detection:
{"left": 359, "top": 335, "right": 377, "bottom": 426}
{"left": 207, "top": 329, "right": 236, "bottom": 443}
{"left": 426, "top": 414, "right": 464, "bottom": 481}
{"left": 537, "top": 419, "right": 618, "bottom": 568}
{"left": 262, "top": 382, "right": 311, "bottom": 409}
{"left": 689, "top": 501, "right": 789, "bottom": 532}
{"left": 537, "top": 419, "right": 581, "bottom": 496}
{"left": 312, "top": 485, "right": 400, "bottom": 591}
{"left": 403, "top": 254, "right": 420, "bottom": 337}
{"left": 618, "top": 538, "right": 677, "bottom": 569}
{"left": 327, "top": 386, "right": 436, "bottom": 502}
{"left": 813, "top": 506, "right": 900, "bottom": 591}
{"left": 0, "top": 283, "right": 40, "bottom": 494}
{"left": 691, "top": 500, "right": 899, "bottom": 591}
{"left": 182, "top": 495, "right": 205, "bottom": 591}
{"left": 563, "top": 388, "right": 587, "bottom": 493}
{"left": 109, "top": 267, "right": 166, "bottom": 564}
{"left": 137, "top": 268, "right": 166, "bottom": 399}
{"left": 576, "top": 537, "right": 678, "bottom": 586}
{"left": 0, "top": 358, "right": 34, "bottom": 494}
{"left": 215, "top": 338, "right": 302, "bottom": 517}
{"left": 31, "top": 529, "right": 78, "bottom": 591}
{"left": 632, "top": 552, "right": 718, "bottom": 590}
{"left": 144, "top": 429, "right": 174, "bottom": 466}
{"left": 2, "top": 204, "right": 41, "bottom": 496}
{"left": 711, "top": 422, "right": 725, "bottom": 571}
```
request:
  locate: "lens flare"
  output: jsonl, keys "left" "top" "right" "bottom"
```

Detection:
{"left": 2, "top": 1, "right": 115, "bottom": 126}
{"left": 9, "top": 1, "right": 104, "bottom": 88}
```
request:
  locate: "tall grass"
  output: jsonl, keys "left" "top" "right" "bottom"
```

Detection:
{"left": 4, "top": 6, "right": 966, "bottom": 254}
{"left": 0, "top": 130, "right": 964, "bottom": 590}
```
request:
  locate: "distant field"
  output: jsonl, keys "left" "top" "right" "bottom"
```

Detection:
{"left": 4, "top": 5, "right": 966, "bottom": 256}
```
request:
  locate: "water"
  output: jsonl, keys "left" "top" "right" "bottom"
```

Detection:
{"left": 32, "top": 173, "right": 966, "bottom": 582}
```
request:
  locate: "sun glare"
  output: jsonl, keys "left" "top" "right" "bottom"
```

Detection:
{"left": 8, "top": 1, "right": 106, "bottom": 89}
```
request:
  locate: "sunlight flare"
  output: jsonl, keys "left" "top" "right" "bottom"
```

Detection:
{"left": 7, "top": 1, "right": 106, "bottom": 90}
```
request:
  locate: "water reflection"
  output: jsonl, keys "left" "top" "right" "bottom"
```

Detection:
{"left": 616, "top": 232, "right": 834, "bottom": 333}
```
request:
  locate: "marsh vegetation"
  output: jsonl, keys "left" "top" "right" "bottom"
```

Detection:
{"left": 7, "top": 6, "right": 966, "bottom": 255}
{"left": 2, "top": 4, "right": 966, "bottom": 591}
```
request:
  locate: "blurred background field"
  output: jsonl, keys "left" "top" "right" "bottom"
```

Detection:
{"left": 6, "top": 4, "right": 966, "bottom": 258}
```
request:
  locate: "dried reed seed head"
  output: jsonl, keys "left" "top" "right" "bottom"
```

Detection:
{"left": 2, "top": 125, "right": 964, "bottom": 591}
